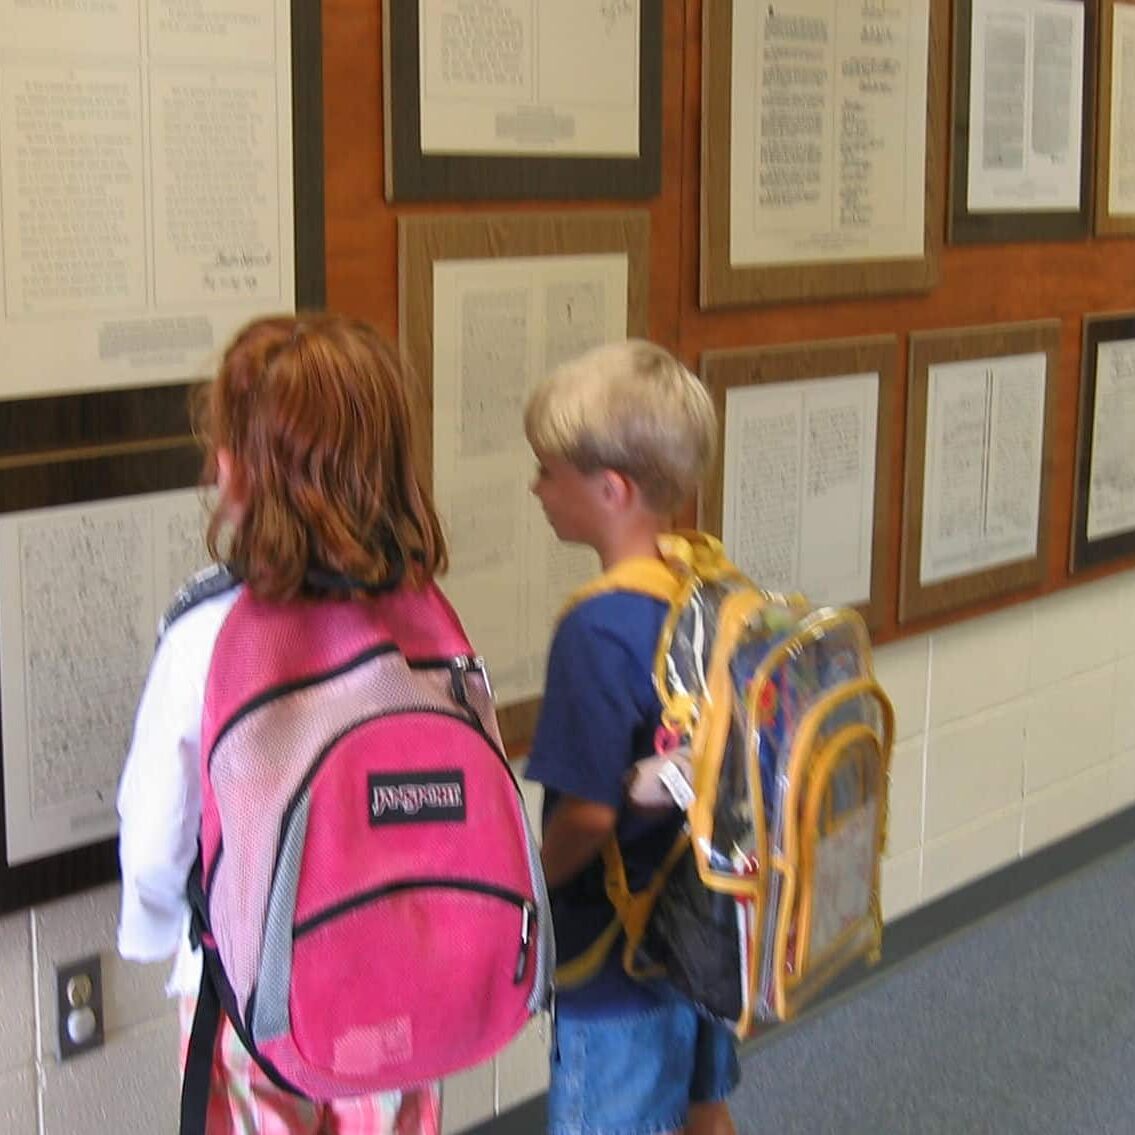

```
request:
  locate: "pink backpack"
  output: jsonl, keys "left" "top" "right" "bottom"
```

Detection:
{"left": 176, "top": 572, "right": 552, "bottom": 1130}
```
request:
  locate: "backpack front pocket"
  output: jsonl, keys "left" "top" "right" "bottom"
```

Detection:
{"left": 248, "top": 708, "right": 541, "bottom": 1095}
{"left": 283, "top": 879, "right": 535, "bottom": 1081}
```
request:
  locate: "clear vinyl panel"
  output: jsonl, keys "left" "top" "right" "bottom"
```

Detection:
{"left": 661, "top": 581, "right": 800, "bottom": 886}
{"left": 640, "top": 578, "right": 774, "bottom": 1027}
{"left": 802, "top": 735, "right": 883, "bottom": 965}
{"left": 647, "top": 587, "right": 887, "bottom": 1029}
{"left": 751, "top": 615, "right": 889, "bottom": 1022}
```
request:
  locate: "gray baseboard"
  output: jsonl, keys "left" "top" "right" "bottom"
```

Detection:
{"left": 464, "top": 803, "right": 1135, "bottom": 1135}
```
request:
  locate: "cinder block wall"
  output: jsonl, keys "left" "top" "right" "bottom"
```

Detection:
{"left": 4, "top": 569, "right": 1134, "bottom": 1133}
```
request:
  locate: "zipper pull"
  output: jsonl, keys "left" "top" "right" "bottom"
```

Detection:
{"left": 449, "top": 656, "right": 472, "bottom": 710}
{"left": 471, "top": 655, "right": 494, "bottom": 701}
{"left": 514, "top": 902, "right": 533, "bottom": 984}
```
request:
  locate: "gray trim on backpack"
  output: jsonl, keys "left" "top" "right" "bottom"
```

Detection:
{"left": 159, "top": 564, "right": 241, "bottom": 639}
{"left": 252, "top": 793, "right": 311, "bottom": 1044}
{"left": 521, "top": 809, "right": 555, "bottom": 1014}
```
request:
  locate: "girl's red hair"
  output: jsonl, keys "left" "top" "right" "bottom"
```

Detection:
{"left": 196, "top": 313, "right": 446, "bottom": 600}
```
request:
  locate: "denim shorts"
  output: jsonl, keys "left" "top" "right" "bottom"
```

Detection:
{"left": 547, "top": 993, "right": 739, "bottom": 1135}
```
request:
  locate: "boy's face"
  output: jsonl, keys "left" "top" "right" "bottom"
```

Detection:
{"left": 530, "top": 452, "right": 609, "bottom": 547}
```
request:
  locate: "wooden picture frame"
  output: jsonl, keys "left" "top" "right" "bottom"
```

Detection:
{"left": 1095, "top": 0, "right": 1135, "bottom": 235}
{"left": 699, "top": 0, "right": 948, "bottom": 308}
{"left": 399, "top": 211, "right": 651, "bottom": 754}
{"left": 700, "top": 337, "right": 898, "bottom": 632}
{"left": 949, "top": 0, "right": 1097, "bottom": 245}
{"left": 0, "top": 1, "right": 326, "bottom": 913}
{"left": 382, "top": 0, "right": 663, "bottom": 202}
{"left": 1070, "top": 312, "right": 1135, "bottom": 572}
{"left": 900, "top": 321, "right": 1061, "bottom": 624}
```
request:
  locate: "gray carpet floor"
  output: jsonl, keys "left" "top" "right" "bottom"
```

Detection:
{"left": 731, "top": 843, "right": 1135, "bottom": 1135}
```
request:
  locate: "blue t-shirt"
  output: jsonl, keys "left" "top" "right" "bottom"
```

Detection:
{"left": 525, "top": 589, "right": 684, "bottom": 1013}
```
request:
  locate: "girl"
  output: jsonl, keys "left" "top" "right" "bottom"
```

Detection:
{"left": 117, "top": 314, "right": 448, "bottom": 1134}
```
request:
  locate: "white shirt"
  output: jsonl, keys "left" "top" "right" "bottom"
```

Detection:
{"left": 116, "top": 586, "right": 241, "bottom": 996}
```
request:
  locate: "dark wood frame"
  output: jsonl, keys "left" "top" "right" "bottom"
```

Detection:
{"left": 700, "top": 338, "right": 898, "bottom": 632}
{"left": 699, "top": 0, "right": 948, "bottom": 308}
{"left": 900, "top": 321, "right": 1061, "bottom": 623}
{"left": 1070, "top": 312, "right": 1135, "bottom": 572}
{"left": 949, "top": 0, "right": 1097, "bottom": 244}
{"left": 0, "top": 1, "right": 326, "bottom": 914}
{"left": 398, "top": 210, "right": 651, "bottom": 753}
{"left": 382, "top": 0, "right": 663, "bottom": 202}
{"left": 1095, "top": 1, "right": 1135, "bottom": 235}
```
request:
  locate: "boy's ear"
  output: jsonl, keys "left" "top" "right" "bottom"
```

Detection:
{"left": 600, "top": 469, "right": 636, "bottom": 509}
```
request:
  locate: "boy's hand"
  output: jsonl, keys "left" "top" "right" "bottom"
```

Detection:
{"left": 625, "top": 749, "right": 694, "bottom": 812}
{"left": 540, "top": 795, "right": 618, "bottom": 888}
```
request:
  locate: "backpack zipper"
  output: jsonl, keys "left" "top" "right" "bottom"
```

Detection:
{"left": 292, "top": 876, "right": 536, "bottom": 985}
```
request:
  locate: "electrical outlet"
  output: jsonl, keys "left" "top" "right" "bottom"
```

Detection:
{"left": 56, "top": 954, "right": 104, "bottom": 1060}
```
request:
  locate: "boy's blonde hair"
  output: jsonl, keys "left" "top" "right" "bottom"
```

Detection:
{"left": 524, "top": 340, "right": 717, "bottom": 514}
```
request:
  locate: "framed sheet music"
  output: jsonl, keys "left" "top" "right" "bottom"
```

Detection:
{"left": 700, "top": 0, "right": 947, "bottom": 308}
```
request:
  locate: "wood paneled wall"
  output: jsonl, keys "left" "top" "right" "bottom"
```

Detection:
{"left": 322, "top": 0, "right": 1135, "bottom": 650}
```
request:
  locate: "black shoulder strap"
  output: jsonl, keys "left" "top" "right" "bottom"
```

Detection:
{"left": 178, "top": 856, "right": 218, "bottom": 1135}
{"left": 159, "top": 564, "right": 241, "bottom": 639}
{"left": 178, "top": 960, "right": 221, "bottom": 1135}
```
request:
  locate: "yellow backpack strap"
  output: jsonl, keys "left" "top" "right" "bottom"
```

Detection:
{"left": 554, "top": 917, "right": 624, "bottom": 988}
{"left": 659, "top": 530, "right": 743, "bottom": 583}
{"left": 552, "top": 534, "right": 743, "bottom": 987}
{"left": 561, "top": 555, "right": 683, "bottom": 614}
{"left": 549, "top": 554, "right": 684, "bottom": 987}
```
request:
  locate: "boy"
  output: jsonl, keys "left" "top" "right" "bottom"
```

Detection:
{"left": 524, "top": 340, "right": 738, "bottom": 1135}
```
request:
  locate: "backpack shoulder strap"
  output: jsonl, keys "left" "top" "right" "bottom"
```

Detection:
{"left": 159, "top": 564, "right": 240, "bottom": 639}
{"left": 563, "top": 556, "right": 683, "bottom": 613}
{"left": 560, "top": 531, "right": 749, "bottom": 617}
{"left": 658, "top": 530, "right": 743, "bottom": 583}
{"left": 551, "top": 538, "right": 728, "bottom": 990}
{"left": 179, "top": 960, "right": 221, "bottom": 1135}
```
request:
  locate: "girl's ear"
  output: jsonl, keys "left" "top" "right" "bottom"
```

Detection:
{"left": 216, "top": 448, "right": 235, "bottom": 494}
{"left": 216, "top": 448, "right": 246, "bottom": 522}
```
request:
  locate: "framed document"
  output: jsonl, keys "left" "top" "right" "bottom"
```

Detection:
{"left": 700, "top": 0, "right": 947, "bottom": 308}
{"left": 0, "top": 490, "right": 210, "bottom": 869}
{"left": 949, "top": 0, "right": 1097, "bottom": 244}
{"left": 1071, "top": 312, "right": 1135, "bottom": 571}
{"left": 900, "top": 322, "right": 1060, "bottom": 623}
{"left": 0, "top": 0, "right": 322, "bottom": 402}
{"left": 0, "top": 0, "right": 324, "bottom": 912}
{"left": 383, "top": 0, "right": 663, "bottom": 202}
{"left": 701, "top": 338, "right": 897, "bottom": 630}
{"left": 1095, "top": 1, "right": 1135, "bottom": 235}
{"left": 399, "top": 210, "right": 650, "bottom": 752}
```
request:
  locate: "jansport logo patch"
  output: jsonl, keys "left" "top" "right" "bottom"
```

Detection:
{"left": 368, "top": 771, "right": 466, "bottom": 825}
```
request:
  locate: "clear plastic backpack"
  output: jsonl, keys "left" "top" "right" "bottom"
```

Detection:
{"left": 594, "top": 533, "right": 894, "bottom": 1035}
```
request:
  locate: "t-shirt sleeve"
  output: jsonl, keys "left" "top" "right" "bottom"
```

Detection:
{"left": 525, "top": 610, "right": 650, "bottom": 810}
